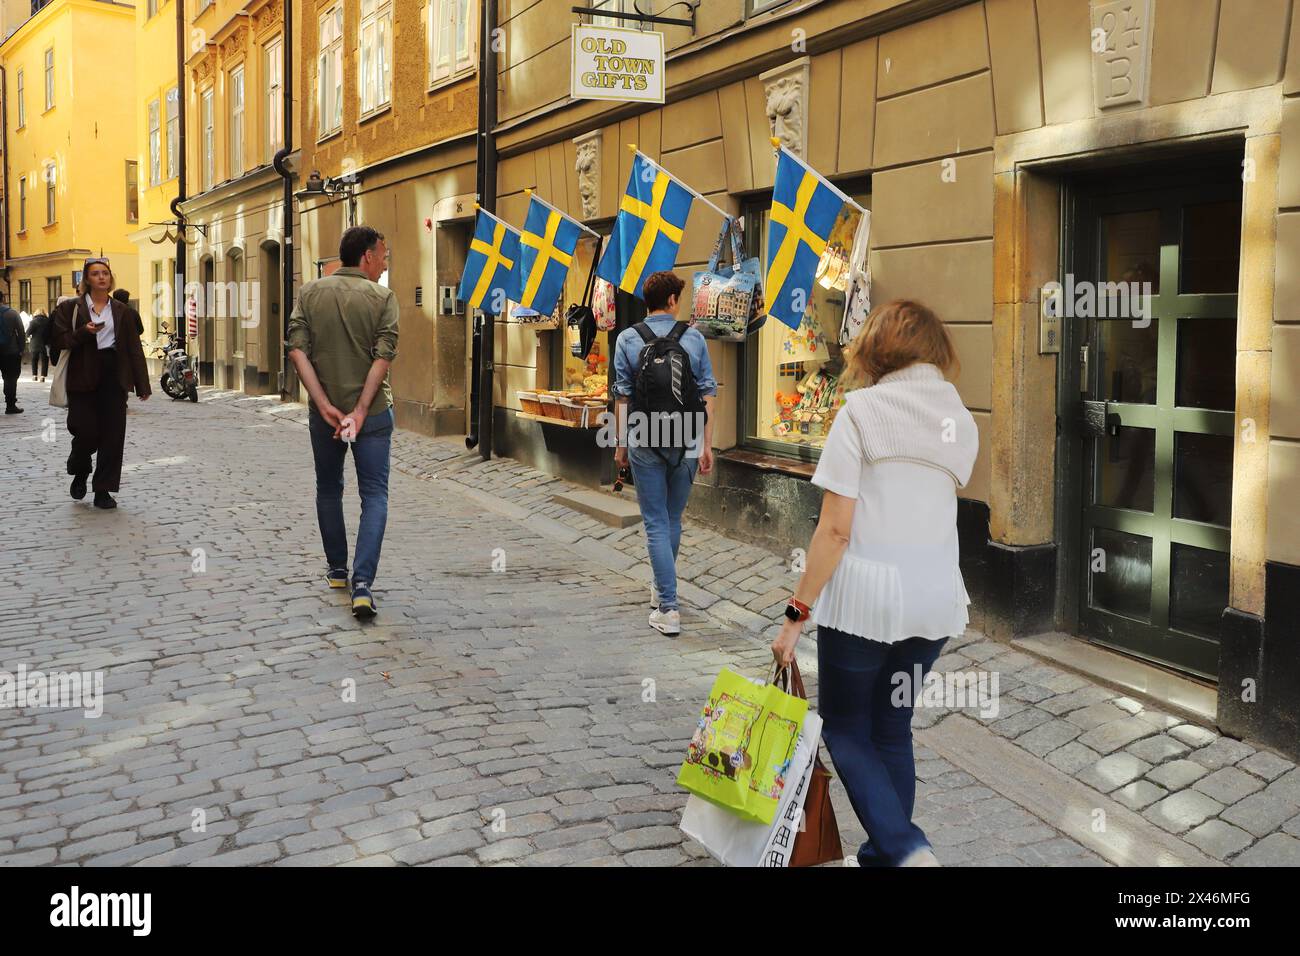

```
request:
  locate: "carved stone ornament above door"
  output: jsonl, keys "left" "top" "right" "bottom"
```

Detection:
{"left": 573, "top": 130, "right": 602, "bottom": 221}
{"left": 760, "top": 57, "right": 811, "bottom": 158}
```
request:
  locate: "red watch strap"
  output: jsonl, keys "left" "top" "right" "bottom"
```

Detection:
{"left": 790, "top": 598, "right": 811, "bottom": 620}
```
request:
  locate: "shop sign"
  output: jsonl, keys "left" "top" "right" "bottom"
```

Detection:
{"left": 571, "top": 24, "right": 664, "bottom": 104}
{"left": 1089, "top": 0, "right": 1153, "bottom": 110}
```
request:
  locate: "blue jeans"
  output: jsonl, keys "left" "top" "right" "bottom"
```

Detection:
{"left": 816, "top": 625, "right": 948, "bottom": 866}
{"left": 309, "top": 407, "right": 394, "bottom": 585}
{"left": 629, "top": 446, "right": 697, "bottom": 611}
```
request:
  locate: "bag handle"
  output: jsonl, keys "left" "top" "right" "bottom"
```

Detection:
{"left": 770, "top": 660, "right": 808, "bottom": 700}
{"left": 728, "top": 218, "right": 746, "bottom": 274}
{"left": 706, "top": 218, "right": 732, "bottom": 274}
{"left": 580, "top": 235, "right": 604, "bottom": 308}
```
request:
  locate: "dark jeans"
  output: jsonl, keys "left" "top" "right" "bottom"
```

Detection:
{"left": 308, "top": 406, "right": 393, "bottom": 585}
{"left": 30, "top": 344, "right": 49, "bottom": 378}
{"left": 1, "top": 354, "right": 20, "bottom": 406}
{"left": 816, "top": 625, "right": 948, "bottom": 866}
{"left": 66, "top": 349, "right": 128, "bottom": 492}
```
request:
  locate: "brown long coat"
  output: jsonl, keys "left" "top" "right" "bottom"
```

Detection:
{"left": 51, "top": 297, "right": 151, "bottom": 397}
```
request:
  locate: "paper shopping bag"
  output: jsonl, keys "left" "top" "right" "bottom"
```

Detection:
{"left": 677, "top": 667, "right": 808, "bottom": 826}
{"left": 680, "top": 710, "right": 822, "bottom": 867}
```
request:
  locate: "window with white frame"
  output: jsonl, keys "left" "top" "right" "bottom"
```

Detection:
{"left": 126, "top": 160, "right": 139, "bottom": 223}
{"left": 201, "top": 88, "right": 215, "bottom": 190}
{"left": 16, "top": 70, "right": 24, "bottom": 127}
{"left": 360, "top": 0, "right": 393, "bottom": 115}
{"left": 428, "top": 0, "right": 476, "bottom": 85}
{"left": 45, "top": 164, "right": 56, "bottom": 224}
{"left": 44, "top": 48, "right": 54, "bottom": 109}
{"left": 318, "top": 7, "right": 343, "bottom": 136}
{"left": 589, "top": 0, "right": 644, "bottom": 28}
{"left": 148, "top": 98, "right": 162, "bottom": 185}
{"left": 166, "top": 86, "right": 179, "bottom": 180}
{"left": 264, "top": 37, "right": 283, "bottom": 160}
{"left": 229, "top": 65, "right": 245, "bottom": 177}
{"left": 18, "top": 177, "right": 26, "bottom": 232}
{"left": 19, "top": 280, "right": 31, "bottom": 314}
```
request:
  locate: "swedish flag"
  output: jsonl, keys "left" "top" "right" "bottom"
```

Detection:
{"left": 458, "top": 209, "right": 522, "bottom": 315}
{"left": 517, "top": 196, "right": 583, "bottom": 317}
{"left": 597, "top": 152, "right": 693, "bottom": 300}
{"left": 765, "top": 148, "right": 846, "bottom": 330}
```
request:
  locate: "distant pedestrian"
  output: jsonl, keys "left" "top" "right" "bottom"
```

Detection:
{"left": 113, "top": 288, "right": 145, "bottom": 335}
{"left": 771, "top": 300, "right": 978, "bottom": 868}
{"left": 612, "top": 271, "right": 716, "bottom": 637}
{"left": 286, "top": 225, "right": 398, "bottom": 620}
{"left": 1, "top": 297, "right": 26, "bottom": 414}
{"left": 50, "top": 258, "right": 152, "bottom": 509}
{"left": 27, "top": 311, "right": 51, "bottom": 381}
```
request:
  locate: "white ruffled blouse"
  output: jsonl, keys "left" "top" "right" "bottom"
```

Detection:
{"left": 810, "top": 363, "right": 979, "bottom": 644}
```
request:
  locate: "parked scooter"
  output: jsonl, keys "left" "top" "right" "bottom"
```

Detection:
{"left": 149, "top": 321, "right": 199, "bottom": 402}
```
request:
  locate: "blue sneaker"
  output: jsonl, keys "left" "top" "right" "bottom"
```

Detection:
{"left": 326, "top": 567, "right": 350, "bottom": 590}
{"left": 351, "top": 582, "right": 377, "bottom": 620}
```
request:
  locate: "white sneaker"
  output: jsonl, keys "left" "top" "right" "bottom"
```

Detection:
{"left": 649, "top": 608, "right": 680, "bottom": 636}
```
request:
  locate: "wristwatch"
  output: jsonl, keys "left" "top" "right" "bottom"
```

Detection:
{"left": 784, "top": 598, "right": 811, "bottom": 623}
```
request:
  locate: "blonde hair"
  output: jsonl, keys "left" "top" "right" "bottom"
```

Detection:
{"left": 843, "top": 299, "right": 959, "bottom": 387}
{"left": 77, "top": 261, "right": 116, "bottom": 297}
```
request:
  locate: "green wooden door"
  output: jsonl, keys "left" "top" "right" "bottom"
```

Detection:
{"left": 1073, "top": 183, "right": 1241, "bottom": 680}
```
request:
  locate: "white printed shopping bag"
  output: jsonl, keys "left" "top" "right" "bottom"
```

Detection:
{"left": 679, "top": 710, "right": 823, "bottom": 867}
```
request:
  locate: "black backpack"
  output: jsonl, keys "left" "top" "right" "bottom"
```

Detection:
{"left": 630, "top": 321, "right": 707, "bottom": 458}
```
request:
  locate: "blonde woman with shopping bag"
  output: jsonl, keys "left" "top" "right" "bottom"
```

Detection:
{"left": 771, "top": 300, "right": 978, "bottom": 868}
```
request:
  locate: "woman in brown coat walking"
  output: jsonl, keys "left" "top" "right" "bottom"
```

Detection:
{"left": 50, "top": 258, "right": 151, "bottom": 509}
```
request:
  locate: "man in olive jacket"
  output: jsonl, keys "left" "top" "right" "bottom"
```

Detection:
{"left": 286, "top": 225, "right": 398, "bottom": 620}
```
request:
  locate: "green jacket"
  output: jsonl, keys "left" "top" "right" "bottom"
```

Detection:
{"left": 286, "top": 267, "right": 399, "bottom": 415}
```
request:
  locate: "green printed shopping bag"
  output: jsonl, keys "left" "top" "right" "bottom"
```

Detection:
{"left": 676, "top": 667, "right": 808, "bottom": 825}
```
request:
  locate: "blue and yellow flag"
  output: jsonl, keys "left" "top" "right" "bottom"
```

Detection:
{"left": 596, "top": 152, "right": 693, "bottom": 300}
{"left": 765, "top": 147, "right": 847, "bottom": 330}
{"left": 517, "top": 196, "right": 584, "bottom": 317}
{"left": 458, "top": 209, "right": 522, "bottom": 315}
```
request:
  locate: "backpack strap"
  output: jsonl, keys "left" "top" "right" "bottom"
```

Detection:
{"left": 667, "top": 321, "right": 689, "bottom": 342}
{"left": 633, "top": 322, "right": 656, "bottom": 344}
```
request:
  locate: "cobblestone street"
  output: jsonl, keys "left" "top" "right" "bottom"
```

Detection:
{"left": 2, "top": 378, "right": 1299, "bottom": 866}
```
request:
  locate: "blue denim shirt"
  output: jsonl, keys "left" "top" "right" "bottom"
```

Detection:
{"left": 612, "top": 314, "right": 717, "bottom": 400}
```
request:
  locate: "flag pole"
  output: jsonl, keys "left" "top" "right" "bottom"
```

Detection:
{"left": 524, "top": 188, "right": 601, "bottom": 239}
{"left": 473, "top": 203, "right": 523, "bottom": 235}
{"left": 628, "top": 145, "right": 732, "bottom": 222}
{"left": 770, "top": 139, "right": 868, "bottom": 215}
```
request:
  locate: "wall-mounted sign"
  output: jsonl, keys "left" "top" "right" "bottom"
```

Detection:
{"left": 571, "top": 24, "right": 664, "bottom": 104}
{"left": 1090, "top": 0, "right": 1153, "bottom": 110}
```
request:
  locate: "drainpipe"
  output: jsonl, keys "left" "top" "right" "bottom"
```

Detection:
{"left": 472, "top": 0, "right": 498, "bottom": 460}
{"left": 272, "top": 0, "right": 293, "bottom": 399}
{"left": 173, "top": 0, "right": 188, "bottom": 348}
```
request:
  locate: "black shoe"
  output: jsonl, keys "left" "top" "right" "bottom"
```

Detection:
{"left": 4, "top": 404, "right": 20, "bottom": 414}
{"left": 351, "top": 582, "right": 377, "bottom": 620}
{"left": 70, "top": 474, "right": 88, "bottom": 500}
{"left": 326, "top": 567, "right": 350, "bottom": 590}
{"left": 93, "top": 491, "right": 117, "bottom": 509}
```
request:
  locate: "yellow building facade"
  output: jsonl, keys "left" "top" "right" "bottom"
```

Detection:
{"left": 129, "top": 0, "right": 181, "bottom": 345}
{"left": 2, "top": 0, "right": 137, "bottom": 316}
{"left": 295, "top": 0, "right": 478, "bottom": 434}
{"left": 181, "top": 0, "right": 298, "bottom": 393}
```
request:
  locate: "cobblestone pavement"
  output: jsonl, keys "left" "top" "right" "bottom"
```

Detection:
{"left": 1, "top": 377, "right": 1297, "bottom": 866}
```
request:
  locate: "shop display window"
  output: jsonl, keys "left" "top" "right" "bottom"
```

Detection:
{"left": 745, "top": 189, "right": 870, "bottom": 456}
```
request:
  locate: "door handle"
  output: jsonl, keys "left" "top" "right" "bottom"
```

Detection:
{"left": 1080, "top": 400, "right": 1122, "bottom": 438}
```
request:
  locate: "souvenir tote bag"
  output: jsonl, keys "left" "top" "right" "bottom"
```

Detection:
{"left": 839, "top": 208, "right": 872, "bottom": 346}
{"left": 691, "top": 219, "right": 762, "bottom": 341}
{"left": 680, "top": 707, "right": 823, "bottom": 867}
{"left": 677, "top": 666, "right": 808, "bottom": 825}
